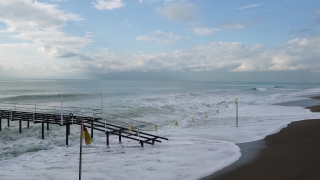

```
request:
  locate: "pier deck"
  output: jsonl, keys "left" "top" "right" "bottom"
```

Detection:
{"left": 0, "top": 107, "right": 168, "bottom": 147}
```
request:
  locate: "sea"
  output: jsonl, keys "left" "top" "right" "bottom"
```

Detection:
{"left": 0, "top": 79, "right": 319, "bottom": 180}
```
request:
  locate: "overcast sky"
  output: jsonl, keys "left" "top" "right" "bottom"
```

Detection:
{"left": 0, "top": 0, "right": 320, "bottom": 81}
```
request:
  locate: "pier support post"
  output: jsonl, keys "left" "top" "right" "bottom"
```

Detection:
{"left": 140, "top": 141, "right": 144, "bottom": 147}
{"left": 7, "top": 115, "right": 10, "bottom": 127}
{"left": 91, "top": 121, "right": 93, "bottom": 138}
{"left": 19, "top": 119, "right": 22, "bottom": 133}
{"left": 66, "top": 123, "right": 69, "bottom": 146}
{"left": 0, "top": 118, "right": 2, "bottom": 131}
{"left": 119, "top": 132, "right": 121, "bottom": 143}
{"left": 42, "top": 121, "right": 44, "bottom": 139}
{"left": 106, "top": 132, "right": 109, "bottom": 146}
{"left": 27, "top": 121, "right": 29, "bottom": 128}
{"left": 47, "top": 122, "right": 49, "bottom": 131}
{"left": 67, "top": 123, "right": 70, "bottom": 135}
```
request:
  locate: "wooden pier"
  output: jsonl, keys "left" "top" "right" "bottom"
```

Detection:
{"left": 0, "top": 103, "right": 168, "bottom": 147}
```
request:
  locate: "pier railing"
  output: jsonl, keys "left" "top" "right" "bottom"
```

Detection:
{"left": 0, "top": 102, "right": 168, "bottom": 147}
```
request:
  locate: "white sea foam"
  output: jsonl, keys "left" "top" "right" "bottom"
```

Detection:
{"left": 0, "top": 80, "right": 319, "bottom": 180}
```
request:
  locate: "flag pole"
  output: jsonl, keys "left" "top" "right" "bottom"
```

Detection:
{"left": 79, "top": 121, "right": 83, "bottom": 180}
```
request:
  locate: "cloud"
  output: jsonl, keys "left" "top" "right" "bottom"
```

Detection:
{"left": 0, "top": 43, "right": 54, "bottom": 77}
{"left": 157, "top": 3, "right": 201, "bottom": 23}
{"left": 220, "top": 19, "right": 261, "bottom": 30}
{"left": 236, "top": 4, "right": 263, "bottom": 10}
{"left": 93, "top": 0, "right": 124, "bottom": 10}
{"left": 0, "top": 0, "right": 82, "bottom": 32}
{"left": 71, "top": 34, "right": 320, "bottom": 74}
{"left": 222, "top": 22, "right": 245, "bottom": 30}
{"left": 0, "top": 43, "right": 93, "bottom": 78}
{"left": 2, "top": 35, "right": 320, "bottom": 77}
{"left": 51, "top": 0, "right": 67, "bottom": 2}
{"left": 315, "top": 9, "right": 320, "bottom": 24}
{"left": 233, "top": 36, "right": 320, "bottom": 72}
{"left": 139, "top": 0, "right": 182, "bottom": 4}
{"left": 193, "top": 26, "right": 220, "bottom": 36}
{"left": 0, "top": 0, "right": 90, "bottom": 58}
{"left": 14, "top": 31, "right": 90, "bottom": 48}
{"left": 135, "top": 30, "right": 182, "bottom": 44}
{"left": 296, "top": 28, "right": 311, "bottom": 34}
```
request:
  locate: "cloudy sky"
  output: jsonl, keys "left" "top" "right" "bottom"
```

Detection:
{"left": 0, "top": 0, "right": 320, "bottom": 81}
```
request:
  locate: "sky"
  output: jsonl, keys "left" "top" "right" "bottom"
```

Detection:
{"left": 0, "top": 0, "right": 320, "bottom": 81}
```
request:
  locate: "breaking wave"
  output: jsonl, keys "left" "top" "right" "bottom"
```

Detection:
{"left": 252, "top": 87, "right": 268, "bottom": 91}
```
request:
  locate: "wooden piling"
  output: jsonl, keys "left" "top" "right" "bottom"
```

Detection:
{"left": 42, "top": 121, "right": 44, "bottom": 139}
{"left": 119, "top": 132, "right": 121, "bottom": 143}
{"left": 106, "top": 132, "right": 109, "bottom": 146}
{"left": 27, "top": 120, "right": 29, "bottom": 128}
{"left": 7, "top": 114, "right": 9, "bottom": 127}
{"left": 0, "top": 118, "right": 2, "bottom": 131}
{"left": 19, "top": 119, "right": 22, "bottom": 133}
{"left": 66, "top": 123, "right": 69, "bottom": 146}
{"left": 47, "top": 122, "right": 49, "bottom": 131}
{"left": 91, "top": 121, "right": 93, "bottom": 138}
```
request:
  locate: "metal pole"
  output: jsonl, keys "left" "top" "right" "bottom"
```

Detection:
{"left": 33, "top": 105, "right": 36, "bottom": 122}
{"left": 236, "top": 98, "right": 238, "bottom": 127}
{"left": 11, "top": 104, "right": 16, "bottom": 121}
{"left": 138, "top": 129, "right": 142, "bottom": 147}
{"left": 101, "top": 93, "right": 105, "bottom": 133}
{"left": 61, "top": 94, "right": 63, "bottom": 126}
{"left": 79, "top": 121, "right": 83, "bottom": 180}
{"left": 14, "top": 104, "right": 16, "bottom": 120}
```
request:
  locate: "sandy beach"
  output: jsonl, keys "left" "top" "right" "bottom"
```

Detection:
{"left": 200, "top": 97, "right": 320, "bottom": 180}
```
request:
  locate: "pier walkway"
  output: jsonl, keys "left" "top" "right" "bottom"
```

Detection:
{"left": 0, "top": 103, "right": 168, "bottom": 147}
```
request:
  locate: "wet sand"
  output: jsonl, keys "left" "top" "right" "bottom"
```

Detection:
{"left": 200, "top": 98, "right": 320, "bottom": 180}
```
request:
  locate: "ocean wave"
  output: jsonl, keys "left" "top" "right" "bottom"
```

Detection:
{"left": 252, "top": 87, "right": 268, "bottom": 91}
{"left": 0, "top": 89, "right": 44, "bottom": 93}
{"left": 0, "top": 93, "right": 98, "bottom": 103}
{"left": 274, "top": 85, "right": 286, "bottom": 88}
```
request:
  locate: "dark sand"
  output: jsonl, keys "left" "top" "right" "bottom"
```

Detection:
{"left": 200, "top": 99, "right": 320, "bottom": 180}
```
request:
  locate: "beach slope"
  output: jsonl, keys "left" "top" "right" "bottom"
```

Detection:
{"left": 201, "top": 103, "right": 320, "bottom": 180}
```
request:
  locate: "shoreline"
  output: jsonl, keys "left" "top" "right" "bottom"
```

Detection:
{"left": 200, "top": 96, "right": 320, "bottom": 180}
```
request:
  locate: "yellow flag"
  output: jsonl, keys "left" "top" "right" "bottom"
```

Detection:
{"left": 82, "top": 125, "right": 93, "bottom": 145}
